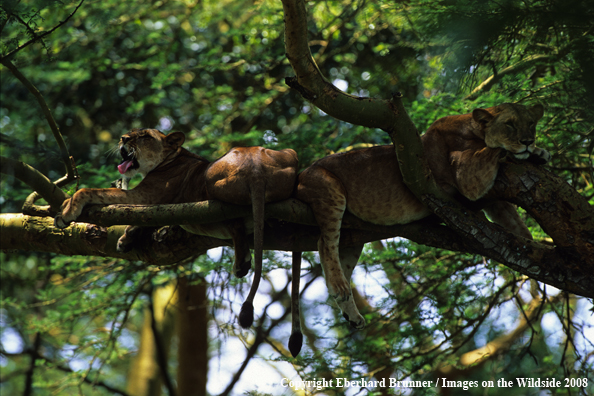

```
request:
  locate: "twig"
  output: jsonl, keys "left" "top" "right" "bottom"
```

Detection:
{"left": 22, "top": 333, "right": 41, "bottom": 396}
{"left": 2, "top": 348, "right": 130, "bottom": 396}
{"left": 0, "top": 60, "right": 76, "bottom": 182}
{"left": 1, "top": 0, "right": 85, "bottom": 61}
{"left": 218, "top": 284, "right": 291, "bottom": 396}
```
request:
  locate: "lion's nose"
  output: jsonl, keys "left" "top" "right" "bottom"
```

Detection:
{"left": 121, "top": 136, "right": 131, "bottom": 144}
{"left": 520, "top": 139, "right": 534, "bottom": 146}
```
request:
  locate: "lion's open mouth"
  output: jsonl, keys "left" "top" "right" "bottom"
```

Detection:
{"left": 118, "top": 147, "right": 139, "bottom": 174}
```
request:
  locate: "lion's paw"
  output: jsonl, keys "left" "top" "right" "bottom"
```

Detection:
{"left": 54, "top": 214, "right": 71, "bottom": 229}
{"left": 342, "top": 311, "right": 365, "bottom": 330}
{"left": 528, "top": 146, "right": 551, "bottom": 164}
{"left": 116, "top": 235, "right": 133, "bottom": 253}
{"left": 328, "top": 276, "right": 351, "bottom": 302}
{"left": 117, "top": 226, "right": 143, "bottom": 252}
{"left": 234, "top": 259, "right": 251, "bottom": 278}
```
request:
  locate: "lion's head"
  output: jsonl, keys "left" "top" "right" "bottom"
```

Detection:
{"left": 473, "top": 103, "right": 544, "bottom": 160}
{"left": 118, "top": 128, "right": 185, "bottom": 178}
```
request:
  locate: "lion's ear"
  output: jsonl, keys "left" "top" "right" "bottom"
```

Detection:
{"left": 529, "top": 104, "right": 544, "bottom": 121}
{"left": 472, "top": 108, "right": 493, "bottom": 125}
{"left": 166, "top": 132, "right": 185, "bottom": 147}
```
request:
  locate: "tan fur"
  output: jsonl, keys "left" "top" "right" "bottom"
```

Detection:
{"left": 295, "top": 103, "right": 549, "bottom": 330}
{"left": 55, "top": 128, "right": 298, "bottom": 327}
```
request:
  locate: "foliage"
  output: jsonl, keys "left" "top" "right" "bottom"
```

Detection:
{"left": 1, "top": 0, "right": 592, "bottom": 395}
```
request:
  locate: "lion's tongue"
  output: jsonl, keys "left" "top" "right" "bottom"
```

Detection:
{"left": 118, "top": 160, "right": 134, "bottom": 175}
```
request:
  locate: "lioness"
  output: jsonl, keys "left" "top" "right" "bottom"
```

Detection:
{"left": 289, "top": 103, "right": 549, "bottom": 355}
{"left": 54, "top": 128, "right": 298, "bottom": 328}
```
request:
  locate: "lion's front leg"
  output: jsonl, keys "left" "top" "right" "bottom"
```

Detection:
{"left": 54, "top": 188, "right": 131, "bottom": 228}
{"left": 483, "top": 201, "right": 533, "bottom": 240}
{"left": 451, "top": 147, "right": 503, "bottom": 201}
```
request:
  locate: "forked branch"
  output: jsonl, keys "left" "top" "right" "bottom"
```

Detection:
{"left": 280, "top": 0, "right": 594, "bottom": 296}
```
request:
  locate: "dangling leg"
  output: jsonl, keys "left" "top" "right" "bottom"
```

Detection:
{"left": 314, "top": 208, "right": 365, "bottom": 328}
{"left": 297, "top": 166, "right": 365, "bottom": 330}
{"left": 230, "top": 220, "right": 252, "bottom": 278}
{"left": 288, "top": 251, "right": 303, "bottom": 357}
{"left": 238, "top": 182, "right": 266, "bottom": 328}
{"left": 336, "top": 244, "right": 365, "bottom": 329}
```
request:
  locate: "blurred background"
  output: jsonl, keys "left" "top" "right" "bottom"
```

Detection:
{"left": 1, "top": 0, "right": 592, "bottom": 395}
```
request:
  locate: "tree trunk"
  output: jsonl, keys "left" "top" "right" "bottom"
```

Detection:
{"left": 176, "top": 277, "right": 209, "bottom": 396}
{"left": 127, "top": 283, "right": 177, "bottom": 396}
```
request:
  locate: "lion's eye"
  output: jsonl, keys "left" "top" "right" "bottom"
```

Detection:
{"left": 505, "top": 122, "right": 515, "bottom": 131}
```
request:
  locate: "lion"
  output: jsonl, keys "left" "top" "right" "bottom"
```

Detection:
{"left": 287, "top": 103, "right": 549, "bottom": 357}
{"left": 54, "top": 128, "right": 298, "bottom": 328}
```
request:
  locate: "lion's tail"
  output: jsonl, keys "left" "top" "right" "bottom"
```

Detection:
{"left": 289, "top": 251, "right": 303, "bottom": 357}
{"left": 238, "top": 180, "right": 266, "bottom": 328}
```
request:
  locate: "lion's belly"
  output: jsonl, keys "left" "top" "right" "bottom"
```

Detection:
{"left": 313, "top": 145, "right": 431, "bottom": 226}
{"left": 344, "top": 178, "right": 430, "bottom": 225}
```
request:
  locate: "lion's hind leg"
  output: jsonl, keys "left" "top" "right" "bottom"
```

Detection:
{"left": 297, "top": 167, "right": 365, "bottom": 330}
{"left": 238, "top": 180, "right": 266, "bottom": 329}
{"left": 337, "top": 245, "right": 365, "bottom": 328}
{"left": 230, "top": 220, "right": 252, "bottom": 279}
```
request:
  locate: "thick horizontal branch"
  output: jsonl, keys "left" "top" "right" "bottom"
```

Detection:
{"left": 425, "top": 161, "right": 594, "bottom": 297}
{"left": 2, "top": 189, "right": 592, "bottom": 297}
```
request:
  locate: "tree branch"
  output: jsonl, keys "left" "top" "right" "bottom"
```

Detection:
{"left": 2, "top": 184, "right": 592, "bottom": 297}
{"left": 437, "top": 293, "right": 560, "bottom": 377}
{"left": 0, "top": 60, "right": 75, "bottom": 182}
{"left": 1, "top": 156, "right": 68, "bottom": 210}
{"left": 281, "top": 0, "right": 404, "bottom": 130}
{"left": 465, "top": 53, "right": 564, "bottom": 101}
{"left": 218, "top": 285, "right": 291, "bottom": 396}
{"left": 1, "top": 0, "right": 86, "bottom": 61}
